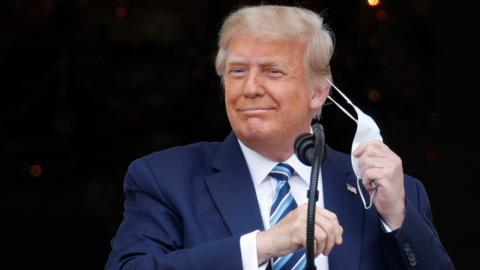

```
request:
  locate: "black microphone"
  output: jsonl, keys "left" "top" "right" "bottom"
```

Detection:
{"left": 294, "top": 123, "right": 325, "bottom": 166}
{"left": 294, "top": 119, "right": 325, "bottom": 270}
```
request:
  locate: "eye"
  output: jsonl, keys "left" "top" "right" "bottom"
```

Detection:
{"left": 228, "top": 67, "right": 247, "bottom": 77}
{"left": 266, "top": 69, "right": 285, "bottom": 78}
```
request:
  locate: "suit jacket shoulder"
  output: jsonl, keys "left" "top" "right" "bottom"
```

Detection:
{"left": 107, "top": 134, "right": 252, "bottom": 270}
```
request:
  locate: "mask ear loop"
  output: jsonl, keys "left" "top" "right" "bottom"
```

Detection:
{"left": 326, "top": 79, "right": 377, "bottom": 210}
{"left": 356, "top": 178, "right": 377, "bottom": 209}
{"left": 326, "top": 79, "right": 357, "bottom": 123}
{"left": 326, "top": 95, "right": 358, "bottom": 124}
{"left": 327, "top": 79, "right": 354, "bottom": 105}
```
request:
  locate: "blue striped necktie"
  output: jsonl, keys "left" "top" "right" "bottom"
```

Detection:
{"left": 269, "top": 163, "right": 306, "bottom": 270}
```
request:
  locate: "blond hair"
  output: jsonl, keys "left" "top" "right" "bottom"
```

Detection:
{"left": 215, "top": 5, "right": 334, "bottom": 82}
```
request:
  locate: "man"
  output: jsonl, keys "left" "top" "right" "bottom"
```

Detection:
{"left": 106, "top": 5, "right": 454, "bottom": 270}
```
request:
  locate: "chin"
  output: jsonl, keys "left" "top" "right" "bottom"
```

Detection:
{"left": 243, "top": 119, "right": 274, "bottom": 135}
{"left": 236, "top": 125, "right": 279, "bottom": 146}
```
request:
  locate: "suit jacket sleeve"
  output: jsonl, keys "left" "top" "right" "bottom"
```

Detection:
{"left": 105, "top": 158, "right": 244, "bottom": 270}
{"left": 382, "top": 178, "right": 455, "bottom": 270}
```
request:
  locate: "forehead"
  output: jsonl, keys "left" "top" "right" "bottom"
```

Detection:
{"left": 225, "top": 34, "right": 306, "bottom": 66}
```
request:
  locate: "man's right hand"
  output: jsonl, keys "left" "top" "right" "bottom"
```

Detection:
{"left": 256, "top": 203, "right": 343, "bottom": 265}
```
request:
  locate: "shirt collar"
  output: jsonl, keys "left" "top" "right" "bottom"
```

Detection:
{"left": 238, "top": 139, "right": 312, "bottom": 187}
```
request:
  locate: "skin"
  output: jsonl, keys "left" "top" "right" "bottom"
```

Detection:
{"left": 222, "top": 33, "right": 405, "bottom": 264}
{"left": 354, "top": 141, "right": 406, "bottom": 230}
{"left": 223, "top": 33, "right": 326, "bottom": 162}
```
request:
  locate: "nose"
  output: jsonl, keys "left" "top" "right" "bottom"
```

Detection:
{"left": 243, "top": 68, "right": 264, "bottom": 98}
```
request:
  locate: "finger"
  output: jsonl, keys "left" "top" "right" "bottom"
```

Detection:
{"left": 358, "top": 156, "right": 384, "bottom": 172}
{"left": 361, "top": 167, "right": 382, "bottom": 183}
{"left": 316, "top": 209, "right": 343, "bottom": 244}
{"left": 315, "top": 208, "right": 338, "bottom": 222}
{"left": 361, "top": 168, "right": 383, "bottom": 191}
{"left": 358, "top": 146, "right": 387, "bottom": 159}
{"left": 360, "top": 152, "right": 399, "bottom": 169}
{"left": 336, "top": 224, "right": 343, "bottom": 245}
{"left": 323, "top": 231, "right": 335, "bottom": 256}
{"left": 361, "top": 145, "right": 400, "bottom": 168}
{"left": 314, "top": 221, "right": 334, "bottom": 255}
{"left": 314, "top": 210, "right": 336, "bottom": 236}
{"left": 353, "top": 140, "right": 384, "bottom": 156}
{"left": 314, "top": 225, "right": 328, "bottom": 256}
{"left": 315, "top": 209, "right": 340, "bottom": 228}
{"left": 314, "top": 210, "right": 342, "bottom": 255}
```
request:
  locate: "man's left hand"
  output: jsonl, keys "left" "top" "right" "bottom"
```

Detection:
{"left": 353, "top": 140, "right": 405, "bottom": 230}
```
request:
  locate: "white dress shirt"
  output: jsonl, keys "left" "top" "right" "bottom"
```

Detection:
{"left": 238, "top": 139, "right": 329, "bottom": 270}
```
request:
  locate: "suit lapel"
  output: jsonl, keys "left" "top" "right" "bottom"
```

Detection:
{"left": 322, "top": 146, "right": 364, "bottom": 270}
{"left": 205, "top": 133, "right": 264, "bottom": 236}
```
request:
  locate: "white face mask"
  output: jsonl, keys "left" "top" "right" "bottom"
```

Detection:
{"left": 326, "top": 79, "right": 383, "bottom": 209}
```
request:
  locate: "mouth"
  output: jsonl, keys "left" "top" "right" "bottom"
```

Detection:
{"left": 238, "top": 107, "right": 275, "bottom": 113}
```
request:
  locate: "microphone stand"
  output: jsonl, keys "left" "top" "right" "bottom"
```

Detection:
{"left": 305, "top": 121, "right": 325, "bottom": 270}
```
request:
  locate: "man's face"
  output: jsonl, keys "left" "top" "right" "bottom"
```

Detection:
{"left": 223, "top": 34, "right": 327, "bottom": 159}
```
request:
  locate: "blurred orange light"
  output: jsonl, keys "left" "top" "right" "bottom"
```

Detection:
{"left": 30, "top": 164, "right": 42, "bottom": 178}
{"left": 368, "top": 0, "right": 381, "bottom": 7}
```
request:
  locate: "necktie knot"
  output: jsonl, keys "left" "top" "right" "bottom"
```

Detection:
{"left": 269, "top": 163, "right": 294, "bottom": 182}
{"left": 269, "top": 163, "right": 296, "bottom": 225}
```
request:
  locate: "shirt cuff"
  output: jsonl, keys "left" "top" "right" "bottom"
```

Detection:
{"left": 381, "top": 219, "right": 393, "bottom": 233}
{"left": 240, "top": 230, "right": 268, "bottom": 270}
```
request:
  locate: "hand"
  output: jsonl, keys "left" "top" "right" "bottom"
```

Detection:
{"left": 256, "top": 204, "right": 343, "bottom": 265}
{"left": 353, "top": 140, "right": 405, "bottom": 230}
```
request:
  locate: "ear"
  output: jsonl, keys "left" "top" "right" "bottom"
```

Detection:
{"left": 309, "top": 82, "right": 331, "bottom": 111}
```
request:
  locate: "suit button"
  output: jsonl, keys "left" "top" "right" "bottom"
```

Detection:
{"left": 402, "top": 243, "right": 417, "bottom": 266}
{"left": 408, "top": 253, "right": 417, "bottom": 266}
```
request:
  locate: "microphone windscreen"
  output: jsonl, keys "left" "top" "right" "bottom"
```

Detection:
{"left": 294, "top": 133, "right": 315, "bottom": 166}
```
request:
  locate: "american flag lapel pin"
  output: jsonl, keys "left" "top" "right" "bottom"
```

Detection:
{"left": 346, "top": 183, "right": 357, "bottom": 195}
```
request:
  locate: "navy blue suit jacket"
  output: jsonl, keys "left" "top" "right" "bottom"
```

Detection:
{"left": 106, "top": 133, "right": 454, "bottom": 270}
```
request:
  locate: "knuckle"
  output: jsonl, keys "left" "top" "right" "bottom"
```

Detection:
{"left": 329, "top": 212, "right": 338, "bottom": 222}
{"left": 318, "top": 230, "right": 327, "bottom": 241}
{"left": 386, "top": 167, "right": 395, "bottom": 176}
{"left": 396, "top": 156, "right": 402, "bottom": 166}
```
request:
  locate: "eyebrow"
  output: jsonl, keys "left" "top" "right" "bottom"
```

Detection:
{"left": 225, "top": 54, "right": 249, "bottom": 65}
{"left": 226, "top": 55, "right": 292, "bottom": 71}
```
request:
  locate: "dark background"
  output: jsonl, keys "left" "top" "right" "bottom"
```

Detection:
{"left": 1, "top": 0, "right": 477, "bottom": 269}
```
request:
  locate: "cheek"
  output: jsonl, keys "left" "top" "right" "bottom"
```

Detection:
{"left": 223, "top": 87, "right": 235, "bottom": 106}
{"left": 224, "top": 88, "right": 240, "bottom": 120}
{"left": 282, "top": 91, "right": 313, "bottom": 120}
{"left": 275, "top": 83, "right": 310, "bottom": 107}
{"left": 224, "top": 81, "right": 241, "bottom": 102}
